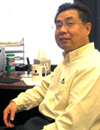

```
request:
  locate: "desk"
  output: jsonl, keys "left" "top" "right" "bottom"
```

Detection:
{"left": 0, "top": 71, "right": 34, "bottom": 90}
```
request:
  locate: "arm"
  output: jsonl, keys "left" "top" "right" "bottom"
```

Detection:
{"left": 43, "top": 67, "right": 100, "bottom": 130}
{"left": 12, "top": 72, "right": 54, "bottom": 112}
{"left": 3, "top": 73, "right": 54, "bottom": 128}
{"left": 3, "top": 101, "right": 17, "bottom": 128}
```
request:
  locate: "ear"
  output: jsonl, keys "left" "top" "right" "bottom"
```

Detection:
{"left": 85, "top": 22, "right": 92, "bottom": 36}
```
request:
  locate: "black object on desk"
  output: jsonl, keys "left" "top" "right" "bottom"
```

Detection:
{"left": 26, "top": 57, "right": 31, "bottom": 74}
{"left": 0, "top": 78, "right": 20, "bottom": 83}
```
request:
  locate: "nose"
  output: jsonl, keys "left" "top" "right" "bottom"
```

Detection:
{"left": 59, "top": 25, "right": 68, "bottom": 34}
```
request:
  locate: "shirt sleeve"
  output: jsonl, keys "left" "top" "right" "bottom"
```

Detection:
{"left": 42, "top": 67, "right": 100, "bottom": 130}
{"left": 12, "top": 72, "right": 54, "bottom": 112}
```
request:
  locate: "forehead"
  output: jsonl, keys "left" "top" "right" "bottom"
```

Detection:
{"left": 56, "top": 9, "right": 80, "bottom": 21}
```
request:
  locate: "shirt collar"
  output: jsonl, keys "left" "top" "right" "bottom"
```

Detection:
{"left": 63, "top": 42, "right": 95, "bottom": 63}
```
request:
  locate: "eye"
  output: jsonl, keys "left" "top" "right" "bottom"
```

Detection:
{"left": 56, "top": 23, "right": 62, "bottom": 29}
{"left": 66, "top": 22, "right": 74, "bottom": 27}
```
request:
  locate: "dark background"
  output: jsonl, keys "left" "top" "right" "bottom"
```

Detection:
{"left": 75, "top": 0, "right": 100, "bottom": 51}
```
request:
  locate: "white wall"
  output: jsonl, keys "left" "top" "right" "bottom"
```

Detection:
{"left": 0, "top": 0, "right": 73, "bottom": 65}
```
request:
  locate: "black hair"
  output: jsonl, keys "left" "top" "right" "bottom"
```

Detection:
{"left": 54, "top": 2, "right": 91, "bottom": 24}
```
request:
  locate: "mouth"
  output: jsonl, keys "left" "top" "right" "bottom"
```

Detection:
{"left": 59, "top": 38, "right": 70, "bottom": 42}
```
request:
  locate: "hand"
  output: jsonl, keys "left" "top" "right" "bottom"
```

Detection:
{"left": 3, "top": 101, "right": 17, "bottom": 128}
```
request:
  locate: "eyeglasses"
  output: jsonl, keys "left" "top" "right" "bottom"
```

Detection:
{"left": 55, "top": 22, "right": 82, "bottom": 29}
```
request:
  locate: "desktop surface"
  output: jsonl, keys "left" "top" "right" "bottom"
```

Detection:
{"left": 0, "top": 71, "right": 34, "bottom": 90}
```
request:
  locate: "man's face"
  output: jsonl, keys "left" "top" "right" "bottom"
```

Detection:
{"left": 55, "top": 9, "right": 91, "bottom": 52}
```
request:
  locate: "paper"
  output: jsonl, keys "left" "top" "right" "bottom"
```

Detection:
{"left": 0, "top": 38, "right": 24, "bottom": 47}
{"left": 0, "top": 42, "right": 20, "bottom": 46}
{"left": 22, "top": 78, "right": 41, "bottom": 86}
{"left": 37, "top": 49, "right": 47, "bottom": 60}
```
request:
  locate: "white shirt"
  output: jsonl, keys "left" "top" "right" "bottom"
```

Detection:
{"left": 13, "top": 43, "right": 100, "bottom": 130}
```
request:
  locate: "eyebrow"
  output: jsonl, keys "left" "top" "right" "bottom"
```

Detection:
{"left": 55, "top": 20, "right": 62, "bottom": 24}
{"left": 65, "top": 16, "right": 75, "bottom": 21}
{"left": 55, "top": 16, "right": 75, "bottom": 23}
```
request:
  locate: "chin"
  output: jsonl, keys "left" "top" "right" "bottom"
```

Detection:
{"left": 60, "top": 46, "right": 70, "bottom": 51}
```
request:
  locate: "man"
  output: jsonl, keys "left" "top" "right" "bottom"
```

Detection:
{"left": 1, "top": 2, "right": 100, "bottom": 130}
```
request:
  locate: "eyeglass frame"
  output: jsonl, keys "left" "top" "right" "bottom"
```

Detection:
{"left": 55, "top": 21, "right": 83, "bottom": 29}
